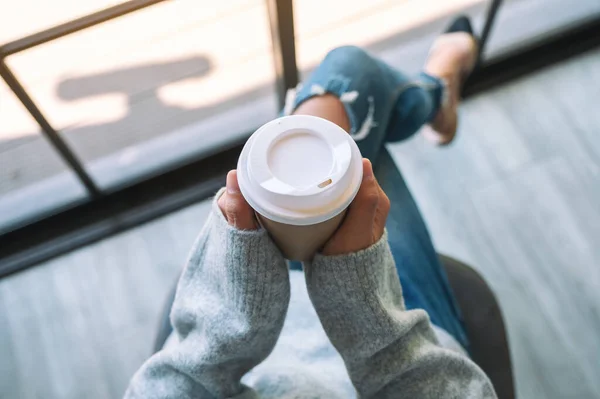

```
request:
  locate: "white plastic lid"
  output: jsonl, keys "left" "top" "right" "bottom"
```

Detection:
{"left": 237, "top": 115, "right": 363, "bottom": 225}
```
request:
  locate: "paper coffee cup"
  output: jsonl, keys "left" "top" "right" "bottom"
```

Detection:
{"left": 237, "top": 115, "right": 363, "bottom": 261}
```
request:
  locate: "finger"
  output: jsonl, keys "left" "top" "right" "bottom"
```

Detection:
{"left": 336, "top": 159, "right": 379, "bottom": 236}
{"left": 372, "top": 184, "right": 390, "bottom": 240}
{"left": 372, "top": 169, "right": 390, "bottom": 220}
{"left": 365, "top": 163, "right": 390, "bottom": 240}
{"left": 218, "top": 170, "right": 258, "bottom": 230}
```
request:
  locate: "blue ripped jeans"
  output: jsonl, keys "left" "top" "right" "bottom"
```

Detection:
{"left": 288, "top": 46, "right": 469, "bottom": 350}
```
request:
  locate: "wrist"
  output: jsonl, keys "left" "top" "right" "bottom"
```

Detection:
{"left": 188, "top": 192, "right": 289, "bottom": 305}
{"left": 311, "top": 229, "right": 390, "bottom": 267}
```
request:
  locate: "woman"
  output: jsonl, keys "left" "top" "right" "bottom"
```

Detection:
{"left": 125, "top": 16, "right": 497, "bottom": 398}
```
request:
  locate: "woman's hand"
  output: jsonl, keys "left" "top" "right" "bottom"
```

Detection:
{"left": 217, "top": 170, "right": 258, "bottom": 230}
{"left": 322, "top": 159, "right": 390, "bottom": 256}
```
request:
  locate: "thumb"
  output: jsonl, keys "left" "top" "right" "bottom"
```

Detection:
{"left": 217, "top": 170, "right": 258, "bottom": 230}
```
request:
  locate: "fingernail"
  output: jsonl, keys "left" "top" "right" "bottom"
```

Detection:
{"left": 363, "top": 159, "right": 374, "bottom": 181}
{"left": 227, "top": 170, "right": 241, "bottom": 194}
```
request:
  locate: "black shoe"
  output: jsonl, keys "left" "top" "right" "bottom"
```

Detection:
{"left": 444, "top": 15, "right": 480, "bottom": 71}
{"left": 445, "top": 15, "right": 474, "bottom": 35}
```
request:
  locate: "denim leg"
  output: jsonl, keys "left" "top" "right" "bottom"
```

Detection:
{"left": 286, "top": 46, "right": 469, "bottom": 349}
{"left": 386, "top": 72, "right": 444, "bottom": 142}
{"left": 285, "top": 46, "right": 444, "bottom": 161}
{"left": 375, "top": 149, "right": 469, "bottom": 350}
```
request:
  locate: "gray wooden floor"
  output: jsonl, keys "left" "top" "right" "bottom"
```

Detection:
{"left": 389, "top": 48, "right": 600, "bottom": 398}
{"left": 2, "top": 49, "right": 600, "bottom": 399}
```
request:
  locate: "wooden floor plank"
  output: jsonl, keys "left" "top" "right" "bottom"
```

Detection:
{"left": 0, "top": 201, "right": 212, "bottom": 398}
{"left": 2, "top": 36, "right": 600, "bottom": 399}
{"left": 387, "top": 48, "right": 600, "bottom": 398}
{"left": 470, "top": 158, "right": 600, "bottom": 398}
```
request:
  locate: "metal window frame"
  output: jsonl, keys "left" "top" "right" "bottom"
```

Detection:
{"left": 5, "top": 0, "right": 565, "bottom": 278}
{"left": 0, "top": 0, "right": 303, "bottom": 200}
{"left": 266, "top": 0, "right": 299, "bottom": 109}
{"left": 0, "top": 0, "right": 174, "bottom": 197}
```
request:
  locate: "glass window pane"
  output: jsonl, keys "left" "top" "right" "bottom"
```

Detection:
{"left": 0, "top": 80, "right": 88, "bottom": 233}
{"left": 482, "top": 0, "right": 600, "bottom": 59}
{"left": 6, "top": 0, "right": 278, "bottom": 189}
{"left": 294, "top": 0, "right": 600, "bottom": 79}
{"left": 294, "top": 0, "right": 489, "bottom": 78}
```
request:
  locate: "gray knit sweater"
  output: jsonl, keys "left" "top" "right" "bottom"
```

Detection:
{"left": 125, "top": 194, "right": 496, "bottom": 398}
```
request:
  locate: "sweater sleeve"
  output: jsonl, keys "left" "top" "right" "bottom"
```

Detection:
{"left": 125, "top": 189, "right": 290, "bottom": 399}
{"left": 305, "top": 231, "right": 497, "bottom": 399}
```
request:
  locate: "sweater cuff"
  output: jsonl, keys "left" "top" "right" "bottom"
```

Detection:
{"left": 311, "top": 229, "right": 391, "bottom": 270}
{"left": 175, "top": 188, "right": 287, "bottom": 317}
{"left": 308, "top": 230, "right": 396, "bottom": 299}
{"left": 305, "top": 231, "right": 410, "bottom": 352}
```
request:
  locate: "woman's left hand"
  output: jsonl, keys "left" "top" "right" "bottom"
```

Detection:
{"left": 217, "top": 170, "right": 258, "bottom": 230}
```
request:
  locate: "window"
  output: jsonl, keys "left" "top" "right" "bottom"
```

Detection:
{"left": 4, "top": 0, "right": 278, "bottom": 192}
{"left": 1, "top": 0, "right": 599, "bottom": 237}
{"left": 0, "top": 79, "right": 88, "bottom": 232}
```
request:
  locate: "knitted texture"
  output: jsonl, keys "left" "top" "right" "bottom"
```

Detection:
{"left": 125, "top": 192, "right": 496, "bottom": 398}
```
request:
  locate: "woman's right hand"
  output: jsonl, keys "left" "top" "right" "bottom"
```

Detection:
{"left": 217, "top": 170, "right": 259, "bottom": 230}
